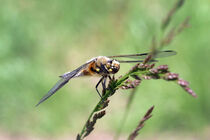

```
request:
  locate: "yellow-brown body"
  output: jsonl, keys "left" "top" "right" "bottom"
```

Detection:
{"left": 77, "top": 56, "right": 120, "bottom": 77}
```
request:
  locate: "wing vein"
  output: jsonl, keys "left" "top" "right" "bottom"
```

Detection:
{"left": 36, "top": 59, "right": 95, "bottom": 106}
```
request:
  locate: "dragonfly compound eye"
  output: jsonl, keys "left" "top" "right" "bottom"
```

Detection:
{"left": 112, "top": 67, "right": 119, "bottom": 73}
{"left": 110, "top": 60, "right": 120, "bottom": 74}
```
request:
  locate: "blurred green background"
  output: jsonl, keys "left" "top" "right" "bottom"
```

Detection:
{"left": 0, "top": 0, "right": 209, "bottom": 139}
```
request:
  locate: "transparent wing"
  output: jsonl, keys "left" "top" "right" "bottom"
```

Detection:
{"left": 35, "top": 78, "right": 69, "bottom": 107}
{"left": 59, "top": 60, "right": 94, "bottom": 79}
{"left": 118, "top": 60, "right": 158, "bottom": 63}
{"left": 36, "top": 60, "right": 94, "bottom": 107}
{"left": 109, "top": 50, "right": 176, "bottom": 59}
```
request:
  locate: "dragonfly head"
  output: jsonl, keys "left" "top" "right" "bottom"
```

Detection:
{"left": 106, "top": 59, "right": 120, "bottom": 74}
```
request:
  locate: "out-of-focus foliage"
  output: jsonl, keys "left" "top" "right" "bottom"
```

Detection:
{"left": 0, "top": 0, "right": 209, "bottom": 137}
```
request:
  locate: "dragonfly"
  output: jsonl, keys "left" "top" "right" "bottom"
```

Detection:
{"left": 36, "top": 50, "right": 176, "bottom": 106}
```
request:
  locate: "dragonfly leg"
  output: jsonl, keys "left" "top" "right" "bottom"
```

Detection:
{"left": 95, "top": 76, "right": 104, "bottom": 98}
{"left": 102, "top": 76, "right": 107, "bottom": 96}
{"left": 108, "top": 75, "right": 112, "bottom": 80}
